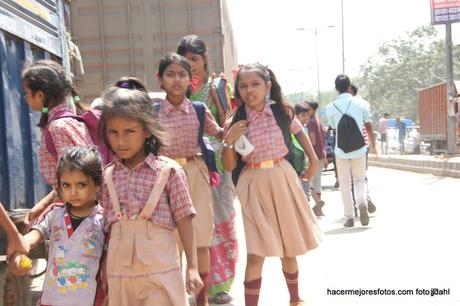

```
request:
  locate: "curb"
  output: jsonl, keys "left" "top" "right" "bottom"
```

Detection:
{"left": 368, "top": 155, "right": 460, "bottom": 179}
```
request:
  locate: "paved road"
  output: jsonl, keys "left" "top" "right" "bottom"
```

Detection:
{"left": 219, "top": 166, "right": 460, "bottom": 306}
{"left": 31, "top": 166, "right": 460, "bottom": 306}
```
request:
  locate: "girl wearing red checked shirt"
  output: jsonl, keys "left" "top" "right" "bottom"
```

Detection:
{"left": 99, "top": 81, "right": 202, "bottom": 306}
{"left": 22, "top": 60, "right": 93, "bottom": 187}
{"left": 156, "top": 53, "right": 223, "bottom": 306}
{"left": 222, "top": 64, "right": 321, "bottom": 306}
{"left": 22, "top": 60, "right": 94, "bottom": 225}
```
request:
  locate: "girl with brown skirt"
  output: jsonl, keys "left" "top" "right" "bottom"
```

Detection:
{"left": 222, "top": 64, "right": 322, "bottom": 306}
{"left": 99, "top": 82, "right": 203, "bottom": 305}
{"left": 177, "top": 34, "right": 238, "bottom": 304}
{"left": 156, "top": 53, "right": 223, "bottom": 306}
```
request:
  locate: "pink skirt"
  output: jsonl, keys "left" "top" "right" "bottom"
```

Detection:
{"left": 236, "top": 160, "right": 322, "bottom": 257}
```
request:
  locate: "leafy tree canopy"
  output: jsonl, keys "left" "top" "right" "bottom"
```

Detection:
{"left": 357, "top": 25, "right": 460, "bottom": 123}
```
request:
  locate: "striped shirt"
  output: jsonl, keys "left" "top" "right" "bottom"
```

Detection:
{"left": 101, "top": 154, "right": 195, "bottom": 230}
{"left": 157, "top": 98, "right": 222, "bottom": 159}
{"left": 39, "top": 103, "right": 93, "bottom": 185}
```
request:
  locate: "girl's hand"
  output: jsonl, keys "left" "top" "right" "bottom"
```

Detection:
{"left": 323, "top": 159, "right": 329, "bottom": 170}
{"left": 8, "top": 253, "right": 32, "bottom": 276}
{"left": 6, "top": 233, "right": 30, "bottom": 261}
{"left": 224, "top": 120, "right": 247, "bottom": 145}
{"left": 186, "top": 267, "right": 204, "bottom": 297}
{"left": 303, "top": 164, "right": 316, "bottom": 181}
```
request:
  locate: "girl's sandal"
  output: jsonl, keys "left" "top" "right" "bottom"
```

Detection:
{"left": 213, "top": 291, "right": 233, "bottom": 304}
{"left": 290, "top": 300, "right": 305, "bottom": 306}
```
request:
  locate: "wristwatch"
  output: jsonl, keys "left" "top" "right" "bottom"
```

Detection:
{"left": 222, "top": 140, "right": 234, "bottom": 149}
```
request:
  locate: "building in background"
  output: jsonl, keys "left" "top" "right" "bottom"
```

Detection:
{"left": 70, "top": 0, "right": 238, "bottom": 101}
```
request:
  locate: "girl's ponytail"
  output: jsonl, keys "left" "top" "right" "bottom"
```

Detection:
{"left": 22, "top": 60, "right": 71, "bottom": 128}
{"left": 267, "top": 68, "right": 293, "bottom": 121}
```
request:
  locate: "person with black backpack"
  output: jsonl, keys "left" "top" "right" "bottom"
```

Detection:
{"left": 325, "top": 74, "right": 376, "bottom": 228}
{"left": 222, "top": 64, "right": 321, "bottom": 306}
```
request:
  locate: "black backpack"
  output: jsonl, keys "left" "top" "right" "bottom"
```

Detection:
{"left": 230, "top": 103, "right": 296, "bottom": 185}
{"left": 333, "top": 101, "right": 365, "bottom": 153}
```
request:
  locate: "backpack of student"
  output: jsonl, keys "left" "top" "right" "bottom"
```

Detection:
{"left": 44, "top": 109, "right": 114, "bottom": 165}
{"left": 230, "top": 102, "right": 297, "bottom": 185}
{"left": 333, "top": 100, "right": 365, "bottom": 153}
{"left": 291, "top": 133, "right": 308, "bottom": 175}
{"left": 153, "top": 101, "right": 220, "bottom": 187}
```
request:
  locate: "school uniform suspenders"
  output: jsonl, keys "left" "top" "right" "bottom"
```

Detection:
{"left": 104, "top": 164, "right": 171, "bottom": 221}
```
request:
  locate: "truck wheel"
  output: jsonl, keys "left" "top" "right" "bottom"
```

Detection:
{"left": 414, "top": 145, "right": 420, "bottom": 154}
{"left": 0, "top": 263, "right": 32, "bottom": 306}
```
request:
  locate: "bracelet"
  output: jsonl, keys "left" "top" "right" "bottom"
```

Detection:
{"left": 222, "top": 141, "right": 234, "bottom": 149}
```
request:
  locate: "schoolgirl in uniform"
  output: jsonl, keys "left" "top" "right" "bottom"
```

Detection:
{"left": 156, "top": 52, "right": 223, "bottom": 306}
{"left": 222, "top": 64, "right": 322, "bottom": 306}
{"left": 22, "top": 60, "right": 93, "bottom": 186}
{"left": 99, "top": 81, "right": 202, "bottom": 306}
{"left": 177, "top": 34, "right": 237, "bottom": 304}
{"left": 9, "top": 146, "right": 105, "bottom": 306}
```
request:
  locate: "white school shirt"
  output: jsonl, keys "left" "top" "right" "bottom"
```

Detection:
{"left": 32, "top": 204, "right": 105, "bottom": 306}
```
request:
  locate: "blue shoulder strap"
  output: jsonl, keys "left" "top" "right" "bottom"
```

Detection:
{"left": 191, "top": 101, "right": 205, "bottom": 142}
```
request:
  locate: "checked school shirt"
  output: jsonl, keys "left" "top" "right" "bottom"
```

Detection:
{"left": 101, "top": 154, "right": 196, "bottom": 230}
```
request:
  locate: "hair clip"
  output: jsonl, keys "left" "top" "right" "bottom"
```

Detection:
{"left": 120, "top": 82, "right": 130, "bottom": 89}
{"left": 73, "top": 96, "right": 81, "bottom": 103}
{"left": 41, "top": 107, "right": 49, "bottom": 114}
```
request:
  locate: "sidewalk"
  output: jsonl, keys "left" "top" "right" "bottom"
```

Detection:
{"left": 368, "top": 153, "right": 460, "bottom": 178}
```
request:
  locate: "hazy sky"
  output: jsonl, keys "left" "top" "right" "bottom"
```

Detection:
{"left": 227, "top": 0, "right": 460, "bottom": 95}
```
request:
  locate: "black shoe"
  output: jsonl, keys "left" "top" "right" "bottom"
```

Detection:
{"left": 334, "top": 181, "right": 340, "bottom": 188}
{"left": 367, "top": 199, "right": 376, "bottom": 213}
{"left": 359, "top": 205, "right": 369, "bottom": 226}
{"left": 312, "top": 200, "right": 325, "bottom": 217}
{"left": 343, "top": 218, "right": 354, "bottom": 227}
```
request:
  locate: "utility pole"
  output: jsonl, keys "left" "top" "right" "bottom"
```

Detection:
{"left": 314, "top": 28, "right": 321, "bottom": 103}
{"left": 341, "top": 0, "right": 345, "bottom": 73}
{"left": 445, "top": 23, "right": 457, "bottom": 154}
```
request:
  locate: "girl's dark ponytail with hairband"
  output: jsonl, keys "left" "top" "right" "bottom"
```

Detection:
{"left": 22, "top": 60, "right": 71, "bottom": 128}
{"left": 114, "top": 77, "right": 148, "bottom": 93}
{"left": 266, "top": 68, "right": 293, "bottom": 121}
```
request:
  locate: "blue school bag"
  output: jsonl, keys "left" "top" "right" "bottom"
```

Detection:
{"left": 154, "top": 101, "right": 220, "bottom": 186}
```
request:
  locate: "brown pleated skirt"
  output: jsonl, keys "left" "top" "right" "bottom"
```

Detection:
{"left": 236, "top": 159, "right": 321, "bottom": 257}
{"left": 182, "top": 156, "right": 214, "bottom": 248}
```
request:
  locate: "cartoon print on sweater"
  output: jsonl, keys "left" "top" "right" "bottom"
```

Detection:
{"left": 48, "top": 245, "right": 89, "bottom": 293}
{"left": 81, "top": 226, "right": 100, "bottom": 255}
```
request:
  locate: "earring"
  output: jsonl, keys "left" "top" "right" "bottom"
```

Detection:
{"left": 265, "top": 93, "right": 270, "bottom": 104}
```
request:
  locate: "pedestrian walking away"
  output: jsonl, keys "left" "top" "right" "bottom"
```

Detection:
{"left": 349, "top": 84, "right": 377, "bottom": 214}
{"left": 222, "top": 64, "right": 321, "bottom": 306}
{"left": 156, "top": 53, "right": 224, "bottom": 306}
{"left": 396, "top": 116, "right": 408, "bottom": 154}
{"left": 294, "top": 102, "right": 313, "bottom": 201}
{"left": 326, "top": 74, "right": 377, "bottom": 228}
{"left": 99, "top": 81, "right": 203, "bottom": 305}
{"left": 306, "top": 101, "right": 328, "bottom": 216}
{"left": 378, "top": 113, "right": 390, "bottom": 155}
{"left": 177, "top": 34, "right": 238, "bottom": 305}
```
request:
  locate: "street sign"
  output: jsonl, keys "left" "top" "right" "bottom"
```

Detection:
{"left": 431, "top": 0, "right": 460, "bottom": 24}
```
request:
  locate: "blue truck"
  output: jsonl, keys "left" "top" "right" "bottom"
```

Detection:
{"left": 0, "top": 1, "right": 71, "bottom": 304}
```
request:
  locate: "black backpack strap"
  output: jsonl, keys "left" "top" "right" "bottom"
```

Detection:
{"left": 230, "top": 104, "right": 247, "bottom": 186}
{"left": 334, "top": 100, "right": 352, "bottom": 115}
{"left": 344, "top": 100, "right": 352, "bottom": 114}
{"left": 270, "top": 103, "right": 294, "bottom": 167}
{"left": 333, "top": 103, "right": 343, "bottom": 115}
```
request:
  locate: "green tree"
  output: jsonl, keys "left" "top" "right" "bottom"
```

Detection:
{"left": 357, "top": 25, "right": 460, "bottom": 123}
